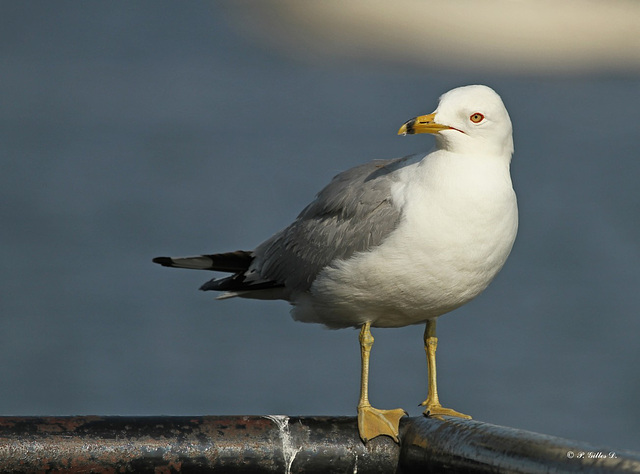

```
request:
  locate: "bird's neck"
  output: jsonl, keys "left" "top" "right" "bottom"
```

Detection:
{"left": 435, "top": 135, "right": 514, "bottom": 160}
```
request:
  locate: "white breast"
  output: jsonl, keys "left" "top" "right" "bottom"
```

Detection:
{"left": 292, "top": 150, "right": 518, "bottom": 328}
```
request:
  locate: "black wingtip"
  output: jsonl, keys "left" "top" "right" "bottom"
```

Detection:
{"left": 152, "top": 256, "right": 174, "bottom": 267}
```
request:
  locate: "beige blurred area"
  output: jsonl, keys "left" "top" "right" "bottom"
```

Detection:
{"left": 222, "top": 0, "right": 640, "bottom": 75}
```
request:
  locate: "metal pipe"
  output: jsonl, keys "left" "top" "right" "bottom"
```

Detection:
{"left": 0, "top": 415, "right": 638, "bottom": 473}
{"left": 401, "top": 416, "right": 640, "bottom": 473}
{"left": 0, "top": 415, "right": 398, "bottom": 473}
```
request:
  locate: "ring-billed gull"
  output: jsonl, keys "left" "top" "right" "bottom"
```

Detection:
{"left": 154, "top": 84, "right": 518, "bottom": 443}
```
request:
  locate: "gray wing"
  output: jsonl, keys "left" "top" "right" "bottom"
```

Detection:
{"left": 246, "top": 154, "right": 417, "bottom": 294}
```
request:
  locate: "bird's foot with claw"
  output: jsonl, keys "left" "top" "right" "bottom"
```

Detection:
{"left": 357, "top": 404, "right": 407, "bottom": 443}
{"left": 421, "top": 400, "right": 472, "bottom": 420}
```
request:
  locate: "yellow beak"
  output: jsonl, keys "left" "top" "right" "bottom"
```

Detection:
{"left": 398, "top": 112, "right": 451, "bottom": 135}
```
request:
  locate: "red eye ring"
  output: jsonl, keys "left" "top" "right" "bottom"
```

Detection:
{"left": 470, "top": 113, "right": 484, "bottom": 123}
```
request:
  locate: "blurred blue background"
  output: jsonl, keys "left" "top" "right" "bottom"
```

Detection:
{"left": 1, "top": 1, "right": 639, "bottom": 452}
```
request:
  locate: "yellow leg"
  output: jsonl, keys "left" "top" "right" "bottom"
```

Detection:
{"left": 357, "top": 322, "right": 407, "bottom": 443}
{"left": 420, "top": 319, "right": 471, "bottom": 419}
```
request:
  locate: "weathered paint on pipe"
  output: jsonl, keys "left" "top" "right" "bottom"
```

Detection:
{"left": 0, "top": 415, "right": 399, "bottom": 473}
{"left": 0, "top": 415, "right": 639, "bottom": 473}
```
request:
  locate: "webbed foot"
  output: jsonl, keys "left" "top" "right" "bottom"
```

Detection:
{"left": 421, "top": 399, "right": 471, "bottom": 420}
{"left": 358, "top": 404, "right": 407, "bottom": 442}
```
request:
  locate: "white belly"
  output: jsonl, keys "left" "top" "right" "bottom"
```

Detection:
{"left": 291, "top": 153, "right": 518, "bottom": 328}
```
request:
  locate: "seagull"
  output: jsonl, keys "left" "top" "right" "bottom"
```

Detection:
{"left": 153, "top": 84, "right": 518, "bottom": 443}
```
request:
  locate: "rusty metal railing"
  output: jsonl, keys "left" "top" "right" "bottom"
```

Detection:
{"left": 0, "top": 415, "right": 638, "bottom": 472}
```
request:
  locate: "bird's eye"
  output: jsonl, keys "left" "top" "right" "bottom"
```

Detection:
{"left": 470, "top": 113, "right": 484, "bottom": 123}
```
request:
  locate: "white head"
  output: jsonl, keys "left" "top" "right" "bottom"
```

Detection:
{"left": 399, "top": 85, "right": 514, "bottom": 159}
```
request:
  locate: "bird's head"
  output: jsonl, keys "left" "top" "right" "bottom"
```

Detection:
{"left": 398, "top": 85, "right": 514, "bottom": 158}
